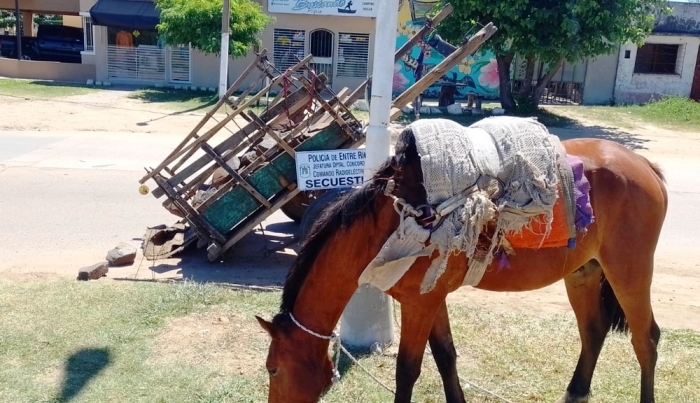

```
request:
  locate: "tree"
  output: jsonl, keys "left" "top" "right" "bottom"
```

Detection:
{"left": 437, "top": 0, "right": 670, "bottom": 110}
{"left": 154, "top": 0, "right": 272, "bottom": 57}
{"left": 33, "top": 14, "right": 63, "bottom": 27}
{"left": 0, "top": 10, "right": 18, "bottom": 32}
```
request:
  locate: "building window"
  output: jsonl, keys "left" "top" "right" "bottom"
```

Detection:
{"left": 82, "top": 16, "right": 94, "bottom": 53}
{"left": 273, "top": 29, "right": 306, "bottom": 72}
{"left": 337, "top": 33, "right": 370, "bottom": 78}
{"left": 633, "top": 44, "right": 682, "bottom": 75}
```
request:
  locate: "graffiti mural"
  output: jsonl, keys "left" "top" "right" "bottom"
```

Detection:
{"left": 393, "top": 0, "right": 499, "bottom": 99}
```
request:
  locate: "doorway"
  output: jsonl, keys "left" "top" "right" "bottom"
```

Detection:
{"left": 309, "top": 29, "right": 334, "bottom": 85}
{"left": 691, "top": 45, "right": 700, "bottom": 101}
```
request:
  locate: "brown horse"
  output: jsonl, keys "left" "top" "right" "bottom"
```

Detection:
{"left": 256, "top": 125, "right": 668, "bottom": 403}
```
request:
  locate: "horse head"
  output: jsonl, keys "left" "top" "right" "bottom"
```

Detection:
{"left": 256, "top": 314, "right": 335, "bottom": 403}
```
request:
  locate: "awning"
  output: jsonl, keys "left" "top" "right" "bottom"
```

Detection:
{"left": 90, "top": 0, "right": 160, "bottom": 31}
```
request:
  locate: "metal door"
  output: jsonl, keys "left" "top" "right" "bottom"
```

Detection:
{"left": 691, "top": 45, "right": 700, "bottom": 101}
{"left": 309, "top": 29, "right": 334, "bottom": 85}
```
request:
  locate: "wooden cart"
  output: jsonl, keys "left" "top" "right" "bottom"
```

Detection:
{"left": 138, "top": 7, "right": 496, "bottom": 262}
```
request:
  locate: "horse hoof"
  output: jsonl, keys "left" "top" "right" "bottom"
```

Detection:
{"left": 554, "top": 392, "right": 589, "bottom": 403}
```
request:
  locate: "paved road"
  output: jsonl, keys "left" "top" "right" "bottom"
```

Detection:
{"left": 0, "top": 130, "right": 296, "bottom": 284}
{"left": 1, "top": 127, "right": 699, "bottom": 329}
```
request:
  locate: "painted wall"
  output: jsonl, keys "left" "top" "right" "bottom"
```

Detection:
{"left": 582, "top": 50, "right": 618, "bottom": 105}
{"left": 614, "top": 35, "right": 700, "bottom": 104}
{"left": 0, "top": 58, "right": 95, "bottom": 81}
{"left": 393, "top": 0, "right": 499, "bottom": 99}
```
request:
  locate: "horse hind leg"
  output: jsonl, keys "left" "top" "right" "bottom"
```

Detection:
{"left": 555, "top": 260, "right": 613, "bottom": 403}
{"left": 428, "top": 300, "right": 466, "bottom": 403}
{"left": 597, "top": 251, "right": 660, "bottom": 403}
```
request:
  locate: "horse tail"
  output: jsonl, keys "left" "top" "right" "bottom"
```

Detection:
{"left": 600, "top": 273, "right": 629, "bottom": 333}
{"left": 644, "top": 157, "right": 666, "bottom": 183}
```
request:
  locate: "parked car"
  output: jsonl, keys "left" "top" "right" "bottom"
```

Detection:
{"left": 0, "top": 25, "right": 84, "bottom": 63}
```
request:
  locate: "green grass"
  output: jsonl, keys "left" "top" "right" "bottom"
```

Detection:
{"left": 0, "top": 280, "right": 277, "bottom": 403}
{"left": 555, "top": 96, "right": 700, "bottom": 132}
{"left": 0, "top": 78, "right": 100, "bottom": 98}
{"left": 1, "top": 280, "right": 698, "bottom": 402}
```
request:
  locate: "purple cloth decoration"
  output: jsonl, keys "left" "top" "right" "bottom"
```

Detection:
{"left": 566, "top": 154, "right": 595, "bottom": 231}
{"left": 498, "top": 249, "right": 510, "bottom": 269}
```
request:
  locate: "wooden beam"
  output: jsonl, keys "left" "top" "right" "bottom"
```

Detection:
{"left": 139, "top": 50, "right": 267, "bottom": 184}
{"left": 208, "top": 186, "right": 301, "bottom": 261}
{"left": 151, "top": 82, "right": 320, "bottom": 199}
{"left": 200, "top": 144, "right": 272, "bottom": 208}
{"left": 392, "top": 22, "right": 498, "bottom": 112}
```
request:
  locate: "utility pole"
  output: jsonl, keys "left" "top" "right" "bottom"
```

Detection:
{"left": 14, "top": 0, "right": 22, "bottom": 60}
{"left": 219, "top": 0, "right": 231, "bottom": 99}
{"left": 339, "top": 0, "right": 400, "bottom": 349}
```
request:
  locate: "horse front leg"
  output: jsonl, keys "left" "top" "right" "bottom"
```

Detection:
{"left": 428, "top": 299, "right": 466, "bottom": 403}
{"left": 394, "top": 297, "right": 445, "bottom": 403}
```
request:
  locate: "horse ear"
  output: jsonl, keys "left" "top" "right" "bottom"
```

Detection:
{"left": 256, "top": 315, "right": 279, "bottom": 339}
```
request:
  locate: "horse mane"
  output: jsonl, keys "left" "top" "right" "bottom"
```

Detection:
{"left": 275, "top": 131, "right": 417, "bottom": 319}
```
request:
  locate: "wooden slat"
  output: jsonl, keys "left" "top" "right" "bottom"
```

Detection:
{"left": 247, "top": 111, "right": 296, "bottom": 157}
{"left": 152, "top": 174, "right": 227, "bottom": 244}
{"left": 200, "top": 144, "right": 273, "bottom": 209}
{"left": 168, "top": 54, "right": 315, "bottom": 173}
{"left": 208, "top": 186, "right": 301, "bottom": 261}
{"left": 340, "top": 4, "right": 454, "bottom": 110}
{"left": 151, "top": 82, "right": 321, "bottom": 199}
{"left": 392, "top": 23, "right": 498, "bottom": 111}
{"left": 139, "top": 50, "right": 267, "bottom": 184}
{"left": 395, "top": 5, "right": 453, "bottom": 62}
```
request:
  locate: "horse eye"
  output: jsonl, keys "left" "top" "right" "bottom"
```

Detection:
{"left": 268, "top": 368, "right": 278, "bottom": 376}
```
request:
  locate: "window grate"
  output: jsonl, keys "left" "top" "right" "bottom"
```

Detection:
{"left": 273, "top": 29, "right": 306, "bottom": 72}
{"left": 337, "top": 32, "right": 369, "bottom": 78}
{"left": 169, "top": 45, "right": 191, "bottom": 83}
{"left": 634, "top": 43, "right": 682, "bottom": 75}
{"left": 82, "top": 16, "right": 94, "bottom": 52}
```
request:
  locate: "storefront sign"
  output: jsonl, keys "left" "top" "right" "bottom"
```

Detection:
{"left": 268, "top": 0, "right": 377, "bottom": 17}
{"left": 296, "top": 149, "right": 366, "bottom": 191}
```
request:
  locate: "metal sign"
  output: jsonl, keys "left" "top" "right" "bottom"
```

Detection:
{"left": 268, "top": 0, "right": 377, "bottom": 17}
{"left": 296, "top": 149, "right": 366, "bottom": 191}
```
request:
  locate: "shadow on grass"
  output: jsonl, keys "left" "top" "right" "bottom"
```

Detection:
{"left": 56, "top": 348, "right": 111, "bottom": 402}
{"left": 129, "top": 88, "right": 218, "bottom": 112}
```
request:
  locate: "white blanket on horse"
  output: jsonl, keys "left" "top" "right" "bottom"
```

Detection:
{"left": 359, "top": 117, "right": 562, "bottom": 293}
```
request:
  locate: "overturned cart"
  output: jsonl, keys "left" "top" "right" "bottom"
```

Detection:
{"left": 138, "top": 12, "right": 496, "bottom": 262}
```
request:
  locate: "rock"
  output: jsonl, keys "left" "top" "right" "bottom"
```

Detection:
{"left": 353, "top": 99, "right": 370, "bottom": 111}
{"left": 401, "top": 105, "right": 414, "bottom": 114}
{"left": 106, "top": 242, "right": 137, "bottom": 266}
{"left": 430, "top": 107, "right": 443, "bottom": 115}
{"left": 419, "top": 106, "right": 431, "bottom": 115}
{"left": 446, "top": 103, "right": 463, "bottom": 115}
{"left": 492, "top": 107, "right": 506, "bottom": 115}
{"left": 86, "top": 79, "right": 94, "bottom": 85}
{"left": 472, "top": 108, "right": 484, "bottom": 115}
{"left": 78, "top": 262, "right": 109, "bottom": 281}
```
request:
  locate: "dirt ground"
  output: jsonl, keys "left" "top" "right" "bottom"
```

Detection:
{"left": 2, "top": 89, "right": 699, "bottom": 333}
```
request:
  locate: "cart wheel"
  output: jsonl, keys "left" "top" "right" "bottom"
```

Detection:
{"left": 299, "top": 189, "right": 350, "bottom": 243}
{"left": 280, "top": 192, "right": 316, "bottom": 223}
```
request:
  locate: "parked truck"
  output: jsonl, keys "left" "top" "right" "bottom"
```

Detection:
{"left": 0, "top": 24, "right": 84, "bottom": 63}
